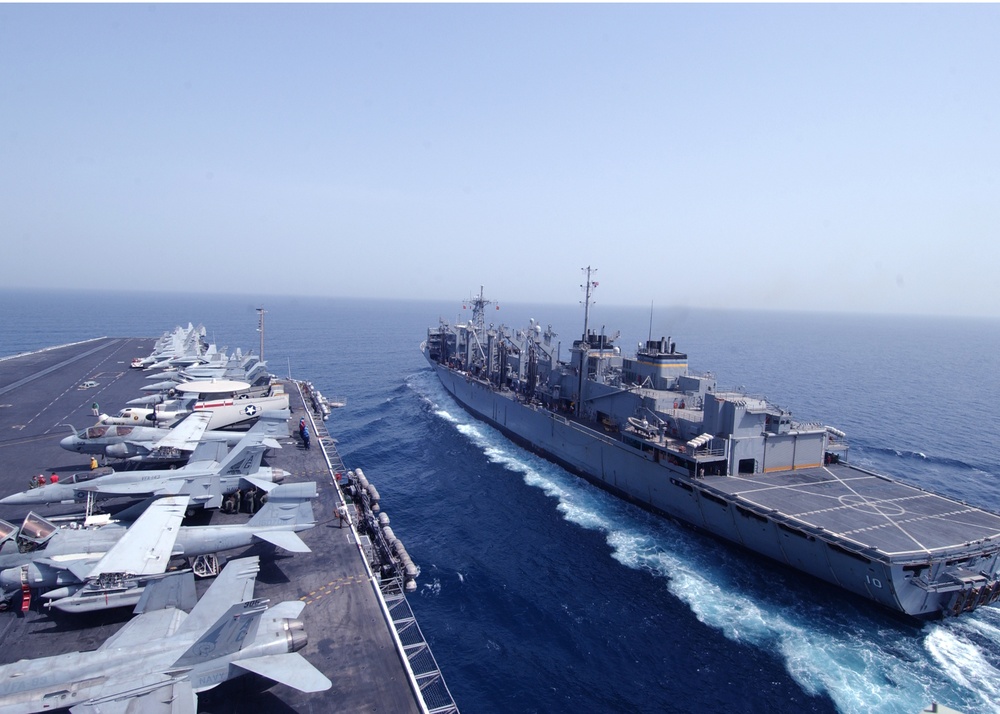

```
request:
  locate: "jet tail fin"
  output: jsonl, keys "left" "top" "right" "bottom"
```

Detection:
{"left": 234, "top": 651, "right": 332, "bottom": 693}
{"left": 246, "top": 409, "right": 291, "bottom": 438}
{"left": 247, "top": 481, "right": 317, "bottom": 529}
{"left": 177, "top": 556, "right": 259, "bottom": 634}
{"left": 217, "top": 442, "right": 266, "bottom": 476}
{"left": 188, "top": 440, "right": 228, "bottom": 465}
{"left": 172, "top": 598, "right": 268, "bottom": 667}
{"left": 253, "top": 530, "right": 309, "bottom": 553}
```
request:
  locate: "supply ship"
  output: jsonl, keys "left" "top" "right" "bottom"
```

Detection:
{"left": 422, "top": 270, "right": 1000, "bottom": 619}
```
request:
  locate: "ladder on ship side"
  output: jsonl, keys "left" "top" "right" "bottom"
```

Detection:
{"left": 381, "top": 577, "right": 459, "bottom": 714}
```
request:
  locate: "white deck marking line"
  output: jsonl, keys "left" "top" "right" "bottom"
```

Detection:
{"left": 730, "top": 467, "right": 939, "bottom": 553}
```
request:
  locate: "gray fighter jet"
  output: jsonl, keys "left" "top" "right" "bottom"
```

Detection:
{"left": 0, "top": 433, "right": 287, "bottom": 509}
{"left": 0, "top": 482, "right": 317, "bottom": 612}
{"left": 0, "top": 556, "right": 331, "bottom": 712}
{"left": 130, "top": 322, "right": 212, "bottom": 370}
{"left": 59, "top": 408, "right": 290, "bottom": 464}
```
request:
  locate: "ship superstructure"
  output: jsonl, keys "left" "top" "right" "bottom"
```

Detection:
{"left": 423, "top": 271, "right": 1000, "bottom": 619}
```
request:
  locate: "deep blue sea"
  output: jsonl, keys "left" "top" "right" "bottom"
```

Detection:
{"left": 3, "top": 288, "right": 1000, "bottom": 714}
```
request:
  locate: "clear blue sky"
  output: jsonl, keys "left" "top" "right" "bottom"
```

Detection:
{"left": 3, "top": 4, "right": 998, "bottom": 317}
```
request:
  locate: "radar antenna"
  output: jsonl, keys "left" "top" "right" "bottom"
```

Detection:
{"left": 468, "top": 286, "right": 493, "bottom": 335}
{"left": 256, "top": 306, "right": 267, "bottom": 362}
{"left": 580, "top": 267, "right": 597, "bottom": 341}
{"left": 577, "top": 267, "right": 598, "bottom": 417}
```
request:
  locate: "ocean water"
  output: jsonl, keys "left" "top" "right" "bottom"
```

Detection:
{"left": 2, "top": 288, "right": 1000, "bottom": 714}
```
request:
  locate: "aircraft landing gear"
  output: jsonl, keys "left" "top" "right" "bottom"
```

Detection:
{"left": 192, "top": 554, "right": 220, "bottom": 578}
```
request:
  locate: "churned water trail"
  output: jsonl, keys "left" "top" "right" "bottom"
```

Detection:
{"left": 410, "top": 370, "right": 999, "bottom": 714}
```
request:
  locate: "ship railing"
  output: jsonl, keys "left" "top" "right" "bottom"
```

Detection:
{"left": 692, "top": 447, "right": 727, "bottom": 459}
{"left": 670, "top": 407, "right": 702, "bottom": 420}
{"left": 303, "top": 394, "right": 346, "bottom": 475}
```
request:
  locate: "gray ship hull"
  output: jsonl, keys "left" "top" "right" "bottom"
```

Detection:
{"left": 425, "top": 354, "right": 1000, "bottom": 619}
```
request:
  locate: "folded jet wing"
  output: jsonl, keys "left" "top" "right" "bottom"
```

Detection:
{"left": 71, "top": 495, "right": 187, "bottom": 580}
{"left": 148, "top": 410, "right": 214, "bottom": 453}
{"left": 0, "top": 556, "right": 332, "bottom": 712}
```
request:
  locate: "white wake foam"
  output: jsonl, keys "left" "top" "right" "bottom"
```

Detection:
{"left": 410, "top": 371, "right": 1000, "bottom": 714}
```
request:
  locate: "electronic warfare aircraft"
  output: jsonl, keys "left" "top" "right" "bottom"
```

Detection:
{"left": 0, "top": 482, "right": 317, "bottom": 612}
{"left": 59, "top": 409, "right": 290, "bottom": 464}
{"left": 0, "top": 556, "right": 331, "bottom": 712}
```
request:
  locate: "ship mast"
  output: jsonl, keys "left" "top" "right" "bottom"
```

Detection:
{"left": 577, "top": 267, "right": 597, "bottom": 417}
{"left": 470, "top": 285, "right": 491, "bottom": 335}
{"left": 256, "top": 306, "right": 266, "bottom": 363}
{"left": 467, "top": 286, "right": 492, "bottom": 368}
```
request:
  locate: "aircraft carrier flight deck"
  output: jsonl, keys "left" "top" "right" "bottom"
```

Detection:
{"left": 0, "top": 336, "right": 455, "bottom": 713}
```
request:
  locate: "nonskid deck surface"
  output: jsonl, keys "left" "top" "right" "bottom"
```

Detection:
{"left": 707, "top": 464, "right": 1000, "bottom": 558}
{"left": 0, "top": 339, "right": 421, "bottom": 713}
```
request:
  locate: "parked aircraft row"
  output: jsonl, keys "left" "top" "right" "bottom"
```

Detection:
{"left": 141, "top": 348, "right": 271, "bottom": 390}
{"left": 60, "top": 408, "right": 290, "bottom": 464}
{"left": 129, "top": 322, "right": 211, "bottom": 370}
{"left": 0, "top": 481, "right": 316, "bottom": 612}
{"left": 0, "top": 330, "right": 331, "bottom": 711}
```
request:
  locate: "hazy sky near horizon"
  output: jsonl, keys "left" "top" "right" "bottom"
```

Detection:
{"left": 2, "top": 4, "right": 999, "bottom": 317}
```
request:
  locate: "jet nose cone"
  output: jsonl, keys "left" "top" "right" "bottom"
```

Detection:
{"left": 59, "top": 435, "right": 80, "bottom": 451}
{"left": 0, "top": 491, "right": 30, "bottom": 505}
{"left": 0, "top": 484, "right": 71, "bottom": 506}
